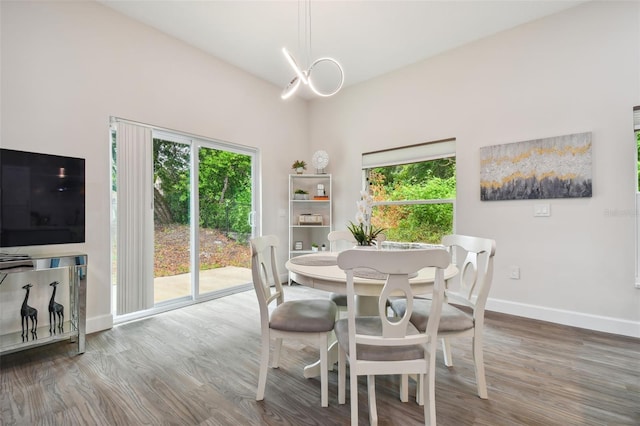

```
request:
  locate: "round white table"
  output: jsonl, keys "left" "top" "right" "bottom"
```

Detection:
{"left": 285, "top": 251, "right": 458, "bottom": 377}
{"left": 286, "top": 251, "right": 458, "bottom": 312}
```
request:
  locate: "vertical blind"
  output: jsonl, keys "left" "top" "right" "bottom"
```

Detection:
{"left": 115, "top": 121, "right": 154, "bottom": 315}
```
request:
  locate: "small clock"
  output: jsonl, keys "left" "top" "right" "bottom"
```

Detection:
{"left": 311, "top": 150, "right": 329, "bottom": 174}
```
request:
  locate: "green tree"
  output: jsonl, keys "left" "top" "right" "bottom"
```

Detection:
{"left": 198, "top": 148, "right": 252, "bottom": 236}
{"left": 153, "top": 139, "right": 191, "bottom": 224}
{"left": 369, "top": 159, "right": 456, "bottom": 243}
{"left": 151, "top": 140, "right": 252, "bottom": 238}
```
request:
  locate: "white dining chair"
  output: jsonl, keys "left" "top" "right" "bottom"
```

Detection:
{"left": 250, "top": 235, "right": 337, "bottom": 407}
{"left": 390, "top": 234, "right": 496, "bottom": 399}
{"left": 335, "top": 248, "right": 450, "bottom": 425}
{"left": 327, "top": 230, "right": 357, "bottom": 313}
{"left": 328, "top": 229, "right": 357, "bottom": 252}
{"left": 327, "top": 230, "right": 388, "bottom": 314}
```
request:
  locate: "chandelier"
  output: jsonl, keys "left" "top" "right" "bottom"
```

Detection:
{"left": 281, "top": 1, "right": 344, "bottom": 99}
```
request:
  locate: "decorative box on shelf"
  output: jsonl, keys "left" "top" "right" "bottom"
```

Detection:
{"left": 298, "top": 214, "right": 323, "bottom": 225}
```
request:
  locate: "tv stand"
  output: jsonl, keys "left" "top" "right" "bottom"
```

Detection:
{"left": 0, "top": 252, "right": 86, "bottom": 356}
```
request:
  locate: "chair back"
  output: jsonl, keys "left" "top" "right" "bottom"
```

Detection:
{"left": 441, "top": 234, "right": 496, "bottom": 319}
{"left": 250, "top": 235, "right": 284, "bottom": 325}
{"left": 337, "top": 248, "right": 450, "bottom": 354}
{"left": 373, "top": 232, "right": 387, "bottom": 249}
{"left": 327, "top": 230, "right": 357, "bottom": 252}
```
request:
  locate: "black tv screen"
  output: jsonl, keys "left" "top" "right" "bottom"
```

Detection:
{"left": 1, "top": 149, "right": 85, "bottom": 248}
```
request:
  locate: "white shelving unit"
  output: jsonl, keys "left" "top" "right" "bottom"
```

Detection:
{"left": 288, "top": 173, "right": 332, "bottom": 259}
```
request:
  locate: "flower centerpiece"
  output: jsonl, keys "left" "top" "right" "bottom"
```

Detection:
{"left": 347, "top": 190, "right": 385, "bottom": 246}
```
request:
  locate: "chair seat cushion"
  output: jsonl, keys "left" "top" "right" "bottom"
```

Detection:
{"left": 334, "top": 317, "right": 424, "bottom": 361}
{"left": 270, "top": 299, "right": 337, "bottom": 333}
{"left": 389, "top": 299, "right": 474, "bottom": 333}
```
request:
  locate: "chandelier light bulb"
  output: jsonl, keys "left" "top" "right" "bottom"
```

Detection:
{"left": 281, "top": 75, "right": 301, "bottom": 99}
{"left": 282, "top": 47, "right": 308, "bottom": 85}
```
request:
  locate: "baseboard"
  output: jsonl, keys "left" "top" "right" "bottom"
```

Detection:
{"left": 86, "top": 293, "right": 639, "bottom": 338}
{"left": 87, "top": 313, "right": 113, "bottom": 334}
{"left": 487, "top": 298, "right": 640, "bottom": 339}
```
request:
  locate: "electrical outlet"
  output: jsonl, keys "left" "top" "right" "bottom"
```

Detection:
{"left": 510, "top": 266, "right": 520, "bottom": 279}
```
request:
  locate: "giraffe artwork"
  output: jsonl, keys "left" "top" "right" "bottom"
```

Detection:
{"left": 21, "top": 283, "right": 38, "bottom": 339}
{"left": 48, "top": 281, "right": 64, "bottom": 333}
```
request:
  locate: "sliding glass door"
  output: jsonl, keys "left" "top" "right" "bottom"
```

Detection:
{"left": 152, "top": 136, "right": 192, "bottom": 304}
{"left": 111, "top": 121, "right": 257, "bottom": 320}
{"left": 197, "top": 145, "right": 253, "bottom": 298}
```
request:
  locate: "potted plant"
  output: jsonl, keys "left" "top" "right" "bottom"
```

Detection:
{"left": 294, "top": 189, "right": 309, "bottom": 200}
{"left": 348, "top": 189, "right": 386, "bottom": 246}
{"left": 292, "top": 160, "right": 307, "bottom": 174}
{"left": 311, "top": 242, "right": 319, "bottom": 252}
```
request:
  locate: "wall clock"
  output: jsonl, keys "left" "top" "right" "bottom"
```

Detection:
{"left": 311, "top": 150, "right": 329, "bottom": 174}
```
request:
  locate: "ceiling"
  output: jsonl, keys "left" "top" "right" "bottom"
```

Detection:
{"left": 99, "top": 0, "right": 587, "bottom": 98}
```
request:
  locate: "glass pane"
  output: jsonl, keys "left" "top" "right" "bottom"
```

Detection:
{"left": 153, "top": 139, "right": 192, "bottom": 304}
{"left": 636, "top": 130, "right": 640, "bottom": 191}
{"left": 372, "top": 203, "right": 453, "bottom": 244}
{"left": 367, "top": 155, "right": 456, "bottom": 244}
{"left": 198, "top": 146, "right": 252, "bottom": 296}
{"left": 110, "top": 131, "right": 117, "bottom": 311}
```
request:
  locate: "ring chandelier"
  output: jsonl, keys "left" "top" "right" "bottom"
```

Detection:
{"left": 281, "top": 48, "right": 344, "bottom": 99}
{"left": 281, "top": 1, "right": 344, "bottom": 99}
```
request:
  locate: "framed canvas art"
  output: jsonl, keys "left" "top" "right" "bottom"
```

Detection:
{"left": 480, "top": 132, "right": 592, "bottom": 201}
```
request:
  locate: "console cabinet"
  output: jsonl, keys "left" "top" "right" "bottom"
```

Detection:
{"left": 0, "top": 252, "right": 87, "bottom": 356}
{"left": 288, "top": 174, "right": 332, "bottom": 258}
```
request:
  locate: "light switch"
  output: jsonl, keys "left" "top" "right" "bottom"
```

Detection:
{"left": 510, "top": 266, "right": 520, "bottom": 279}
{"left": 534, "top": 204, "right": 550, "bottom": 217}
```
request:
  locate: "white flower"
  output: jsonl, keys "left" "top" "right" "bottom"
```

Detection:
{"left": 349, "top": 187, "right": 385, "bottom": 246}
{"left": 360, "top": 190, "right": 373, "bottom": 205}
{"left": 356, "top": 200, "right": 367, "bottom": 214}
{"left": 356, "top": 189, "right": 373, "bottom": 227}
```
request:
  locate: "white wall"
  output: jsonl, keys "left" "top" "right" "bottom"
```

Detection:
{"left": 3, "top": 1, "right": 639, "bottom": 338}
{"left": 1, "top": 1, "right": 307, "bottom": 333}
{"left": 310, "top": 1, "right": 640, "bottom": 337}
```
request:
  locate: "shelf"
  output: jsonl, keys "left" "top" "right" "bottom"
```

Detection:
{"left": 289, "top": 174, "right": 332, "bottom": 273}
{"left": 0, "top": 321, "right": 78, "bottom": 355}
{"left": 0, "top": 252, "right": 86, "bottom": 356}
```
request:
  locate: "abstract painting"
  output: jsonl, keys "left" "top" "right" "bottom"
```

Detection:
{"left": 480, "top": 132, "right": 592, "bottom": 201}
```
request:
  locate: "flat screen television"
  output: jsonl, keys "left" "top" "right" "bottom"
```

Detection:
{"left": 1, "top": 149, "right": 85, "bottom": 248}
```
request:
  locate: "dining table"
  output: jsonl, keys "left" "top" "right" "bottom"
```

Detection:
{"left": 285, "top": 249, "right": 459, "bottom": 378}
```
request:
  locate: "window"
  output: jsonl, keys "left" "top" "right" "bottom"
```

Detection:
{"left": 362, "top": 139, "right": 456, "bottom": 244}
{"left": 636, "top": 106, "right": 640, "bottom": 190}
{"left": 634, "top": 107, "right": 640, "bottom": 285}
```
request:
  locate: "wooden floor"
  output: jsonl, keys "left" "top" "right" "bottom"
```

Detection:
{"left": 1, "top": 285, "right": 638, "bottom": 425}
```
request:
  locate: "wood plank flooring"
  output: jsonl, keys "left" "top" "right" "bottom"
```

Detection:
{"left": 1, "top": 285, "right": 638, "bottom": 425}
